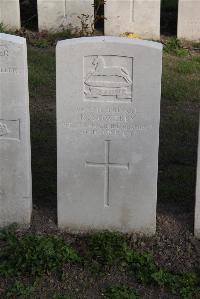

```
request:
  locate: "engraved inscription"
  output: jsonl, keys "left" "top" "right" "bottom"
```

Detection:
{"left": 64, "top": 105, "right": 153, "bottom": 137}
{"left": 0, "top": 67, "right": 21, "bottom": 74}
{"left": 0, "top": 120, "right": 20, "bottom": 140}
{"left": 85, "top": 140, "right": 129, "bottom": 207}
{"left": 0, "top": 45, "right": 21, "bottom": 74}
{"left": 84, "top": 55, "right": 133, "bottom": 102}
{"left": 0, "top": 45, "right": 8, "bottom": 57}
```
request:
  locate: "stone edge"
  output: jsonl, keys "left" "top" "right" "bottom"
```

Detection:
{"left": 56, "top": 36, "right": 163, "bottom": 50}
{"left": 0, "top": 33, "right": 25, "bottom": 44}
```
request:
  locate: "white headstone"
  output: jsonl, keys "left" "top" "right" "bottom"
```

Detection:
{"left": 37, "top": 0, "right": 94, "bottom": 32}
{"left": 104, "top": 0, "right": 160, "bottom": 40}
{"left": 178, "top": 0, "right": 200, "bottom": 41}
{"left": 195, "top": 116, "right": 200, "bottom": 238}
{"left": 0, "top": 34, "right": 32, "bottom": 227}
{"left": 0, "top": 0, "right": 21, "bottom": 30}
{"left": 57, "top": 37, "right": 162, "bottom": 234}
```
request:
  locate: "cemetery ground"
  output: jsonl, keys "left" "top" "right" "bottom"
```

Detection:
{"left": 0, "top": 37, "right": 200, "bottom": 298}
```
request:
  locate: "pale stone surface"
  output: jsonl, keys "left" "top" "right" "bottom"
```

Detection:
{"left": 0, "top": 34, "right": 32, "bottom": 227}
{"left": 195, "top": 116, "right": 200, "bottom": 238}
{"left": 104, "top": 0, "right": 160, "bottom": 40}
{"left": 37, "top": 0, "right": 94, "bottom": 32}
{"left": 0, "top": 0, "right": 20, "bottom": 29}
{"left": 178, "top": 0, "right": 200, "bottom": 41}
{"left": 57, "top": 37, "right": 162, "bottom": 234}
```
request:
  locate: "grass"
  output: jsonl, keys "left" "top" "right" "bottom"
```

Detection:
{"left": 83, "top": 232, "right": 199, "bottom": 297}
{"left": 0, "top": 229, "right": 80, "bottom": 278}
{"left": 28, "top": 47, "right": 57, "bottom": 208}
{"left": 176, "top": 56, "right": 200, "bottom": 74}
{"left": 164, "top": 38, "right": 189, "bottom": 57}
{"left": 0, "top": 230, "right": 199, "bottom": 298}
{"left": 162, "top": 51, "right": 200, "bottom": 105}
{"left": 53, "top": 295, "right": 74, "bottom": 299}
{"left": 85, "top": 231, "right": 131, "bottom": 267}
{"left": 6, "top": 281, "right": 35, "bottom": 298}
{"left": 28, "top": 47, "right": 55, "bottom": 96}
{"left": 0, "top": 22, "right": 7, "bottom": 33}
{"left": 158, "top": 50, "right": 200, "bottom": 213}
{"left": 105, "top": 284, "right": 139, "bottom": 299}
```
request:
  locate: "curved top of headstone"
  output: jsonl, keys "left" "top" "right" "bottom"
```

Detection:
{"left": 57, "top": 36, "right": 163, "bottom": 51}
{"left": 0, "top": 33, "right": 25, "bottom": 44}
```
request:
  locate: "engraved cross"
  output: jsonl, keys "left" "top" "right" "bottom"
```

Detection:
{"left": 85, "top": 140, "right": 129, "bottom": 207}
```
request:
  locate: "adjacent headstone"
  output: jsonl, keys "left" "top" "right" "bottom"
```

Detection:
{"left": 37, "top": 0, "right": 94, "bottom": 32}
{"left": 0, "top": 34, "right": 32, "bottom": 227}
{"left": 57, "top": 37, "right": 162, "bottom": 234}
{"left": 178, "top": 0, "right": 200, "bottom": 41}
{"left": 195, "top": 116, "right": 200, "bottom": 238}
{"left": 0, "top": 0, "right": 21, "bottom": 30}
{"left": 104, "top": 0, "right": 160, "bottom": 40}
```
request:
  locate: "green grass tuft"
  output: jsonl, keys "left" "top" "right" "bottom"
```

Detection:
{"left": 85, "top": 232, "right": 200, "bottom": 297}
{"left": 53, "top": 294, "right": 74, "bottom": 299}
{"left": 6, "top": 281, "right": 35, "bottom": 298}
{"left": 127, "top": 251, "right": 157, "bottom": 284}
{"left": 105, "top": 284, "right": 139, "bottom": 299}
{"left": 164, "top": 38, "right": 189, "bottom": 56}
{"left": 152, "top": 270, "right": 200, "bottom": 298}
{"left": 162, "top": 55, "right": 200, "bottom": 104}
{"left": 0, "top": 22, "right": 7, "bottom": 33}
{"left": 0, "top": 231, "right": 80, "bottom": 277}
{"left": 85, "top": 231, "right": 131, "bottom": 267}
